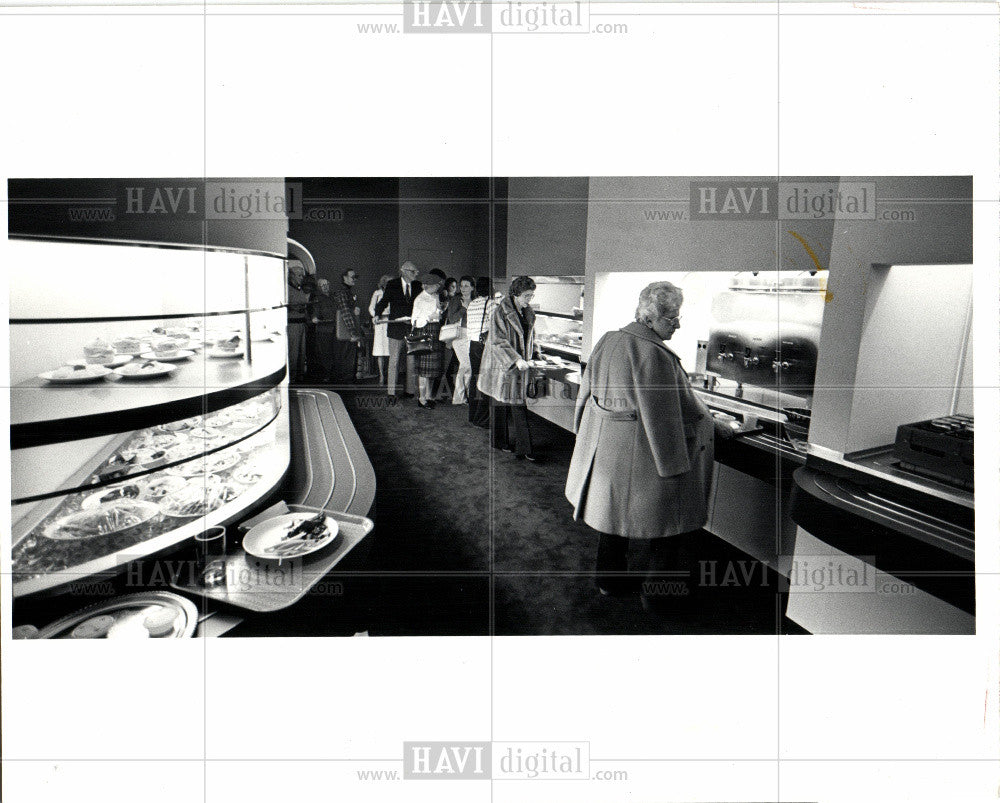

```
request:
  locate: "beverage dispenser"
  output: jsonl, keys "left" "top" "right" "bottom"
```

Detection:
{"left": 706, "top": 272, "right": 825, "bottom": 400}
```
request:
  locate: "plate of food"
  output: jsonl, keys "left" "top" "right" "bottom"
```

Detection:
{"left": 138, "top": 474, "right": 188, "bottom": 501}
{"left": 164, "top": 440, "right": 206, "bottom": 464}
{"left": 67, "top": 355, "right": 133, "bottom": 369}
{"left": 207, "top": 450, "right": 242, "bottom": 474}
{"left": 35, "top": 592, "right": 199, "bottom": 639}
{"left": 208, "top": 348, "right": 245, "bottom": 359}
{"left": 43, "top": 499, "right": 160, "bottom": 540}
{"left": 140, "top": 349, "right": 194, "bottom": 362}
{"left": 159, "top": 482, "right": 241, "bottom": 519}
{"left": 187, "top": 426, "right": 222, "bottom": 441}
{"left": 81, "top": 483, "right": 143, "bottom": 510}
{"left": 39, "top": 364, "right": 113, "bottom": 384}
{"left": 231, "top": 463, "right": 265, "bottom": 486}
{"left": 242, "top": 512, "right": 340, "bottom": 561}
{"left": 113, "top": 360, "right": 178, "bottom": 380}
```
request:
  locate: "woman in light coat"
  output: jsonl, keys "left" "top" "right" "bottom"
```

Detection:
{"left": 565, "top": 281, "right": 729, "bottom": 598}
{"left": 478, "top": 275, "right": 541, "bottom": 461}
{"left": 368, "top": 274, "right": 393, "bottom": 385}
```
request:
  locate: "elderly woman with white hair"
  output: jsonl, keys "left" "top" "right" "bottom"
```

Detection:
{"left": 565, "top": 280, "right": 730, "bottom": 601}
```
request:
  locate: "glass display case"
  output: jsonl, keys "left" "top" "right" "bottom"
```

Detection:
{"left": 530, "top": 275, "right": 584, "bottom": 364}
{"left": 9, "top": 237, "right": 291, "bottom": 598}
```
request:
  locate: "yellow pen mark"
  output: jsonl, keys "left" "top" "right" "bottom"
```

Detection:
{"left": 825, "top": 290, "right": 834, "bottom": 303}
{"left": 788, "top": 230, "right": 823, "bottom": 272}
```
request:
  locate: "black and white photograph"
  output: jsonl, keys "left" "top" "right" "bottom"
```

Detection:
{"left": 8, "top": 175, "right": 976, "bottom": 639}
{"left": 2, "top": 3, "right": 998, "bottom": 803}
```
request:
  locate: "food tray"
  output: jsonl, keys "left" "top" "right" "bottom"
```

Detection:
{"left": 169, "top": 503, "right": 374, "bottom": 613}
{"left": 34, "top": 591, "right": 199, "bottom": 639}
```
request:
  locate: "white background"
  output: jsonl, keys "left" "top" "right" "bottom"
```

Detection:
{"left": 1, "top": 2, "right": 998, "bottom": 802}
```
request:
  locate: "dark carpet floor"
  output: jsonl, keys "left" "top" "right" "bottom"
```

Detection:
{"left": 328, "top": 382, "right": 805, "bottom": 637}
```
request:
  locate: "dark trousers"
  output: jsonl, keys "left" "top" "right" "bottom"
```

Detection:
{"left": 468, "top": 340, "right": 489, "bottom": 427}
{"left": 331, "top": 339, "right": 357, "bottom": 385}
{"left": 595, "top": 531, "right": 697, "bottom": 595}
{"left": 305, "top": 323, "right": 319, "bottom": 381}
{"left": 314, "top": 323, "right": 336, "bottom": 383}
{"left": 491, "top": 401, "right": 533, "bottom": 457}
{"left": 287, "top": 322, "right": 306, "bottom": 383}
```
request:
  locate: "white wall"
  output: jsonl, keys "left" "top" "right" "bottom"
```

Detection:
{"left": 847, "top": 264, "right": 973, "bottom": 452}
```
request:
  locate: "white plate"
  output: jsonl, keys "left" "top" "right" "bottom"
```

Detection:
{"left": 242, "top": 512, "right": 340, "bottom": 561}
{"left": 207, "top": 348, "right": 245, "bottom": 359}
{"left": 39, "top": 365, "right": 112, "bottom": 383}
{"left": 66, "top": 355, "right": 133, "bottom": 369}
{"left": 139, "top": 350, "right": 194, "bottom": 362}
{"left": 113, "top": 362, "right": 178, "bottom": 379}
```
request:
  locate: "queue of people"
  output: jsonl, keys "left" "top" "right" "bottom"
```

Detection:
{"left": 288, "top": 263, "right": 733, "bottom": 602}
{"left": 287, "top": 259, "right": 543, "bottom": 456}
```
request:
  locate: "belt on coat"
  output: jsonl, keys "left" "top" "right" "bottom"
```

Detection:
{"left": 590, "top": 397, "right": 637, "bottom": 421}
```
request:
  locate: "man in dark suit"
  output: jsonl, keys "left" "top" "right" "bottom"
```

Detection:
{"left": 374, "top": 260, "right": 422, "bottom": 398}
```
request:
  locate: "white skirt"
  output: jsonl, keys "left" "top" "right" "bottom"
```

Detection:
{"left": 372, "top": 321, "right": 389, "bottom": 357}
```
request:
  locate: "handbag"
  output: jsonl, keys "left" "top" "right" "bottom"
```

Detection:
{"left": 439, "top": 322, "right": 462, "bottom": 342}
{"left": 476, "top": 300, "right": 491, "bottom": 344}
{"left": 405, "top": 328, "right": 434, "bottom": 355}
{"left": 336, "top": 309, "right": 355, "bottom": 341}
{"left": 525, "top": 368, "right": 548, "bottom": 399}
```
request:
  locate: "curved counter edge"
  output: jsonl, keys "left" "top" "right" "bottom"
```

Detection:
{"left": 789, "top": 466, "right": 975, "bottom": 616}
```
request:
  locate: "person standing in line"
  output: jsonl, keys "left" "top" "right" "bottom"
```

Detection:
{"left": 449, "top": 275, "right": 476, "bottom": 404}
{"left": 465, "top": 283, "right": 498, "bottom": 428}
{"left": 310, "top": 277, "right": 338, "bottom": 384}
{"left": 374, "top": 261, "right": 422, "bottom": 399}
{"left": 478, "top": 275, "right": 542, "bottom": 461}
{"left": 286, "top": 261, "right": 310, "bottom": 383}
{"left": 368, "top": 274, "right": 393, "bottom": 385}
{"left": 330, "top": 269, "right": 361, "bottom": 385}
{"left": 410, "top": 272, "right": 446, "bottom": 409}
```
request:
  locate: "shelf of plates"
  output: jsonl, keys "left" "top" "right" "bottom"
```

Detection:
{"left": 9, "top": 237, "right": 292, "bottom": 598}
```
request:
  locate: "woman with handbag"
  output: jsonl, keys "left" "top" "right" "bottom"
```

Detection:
{"left": 478, "top": 275, "right": 542, "bottom": 461}
{"left": 409, "top": 272, "right": 447, "bottom": 409}
{"left": 448, "top": 276, "right": 476, "bottom": 404}
{"left": 465, "top": 287, "right": 498, "bottom": 428}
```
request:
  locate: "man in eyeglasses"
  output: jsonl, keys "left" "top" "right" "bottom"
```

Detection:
{"left": 374, "top": 261, "right": 422, "bottom": 399}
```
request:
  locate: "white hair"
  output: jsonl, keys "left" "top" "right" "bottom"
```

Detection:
{"left": 635, "top": 281, "right": 683, "bottom": 325}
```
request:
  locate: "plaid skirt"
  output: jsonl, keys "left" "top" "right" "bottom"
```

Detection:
{"left": 415, "top": 321, "right": 445, "bottom": 378}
